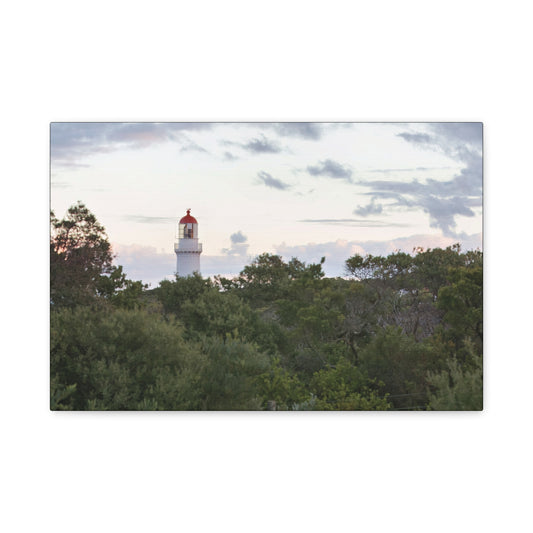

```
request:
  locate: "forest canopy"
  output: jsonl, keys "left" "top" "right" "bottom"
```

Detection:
{"left": 50, "top": 203, "right": 483, "bottom": 411}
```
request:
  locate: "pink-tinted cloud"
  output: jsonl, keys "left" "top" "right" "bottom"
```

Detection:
{"left": 275, "top": 233, "right": 482, "bottom": 277}
{"left": 114, "top": 232, "right": 482, "bottom": 285}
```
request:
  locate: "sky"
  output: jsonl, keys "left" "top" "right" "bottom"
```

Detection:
{"left": 50, "top": 122, "right": 482, "bottom": 286}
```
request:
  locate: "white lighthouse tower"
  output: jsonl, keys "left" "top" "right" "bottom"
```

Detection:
{"left": 175, "top": 209, "right": 202, "bottom": 277}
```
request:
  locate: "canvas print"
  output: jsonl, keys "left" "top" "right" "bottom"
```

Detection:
{"left": 50, "top": 122, "right": 483, "bottom": 411}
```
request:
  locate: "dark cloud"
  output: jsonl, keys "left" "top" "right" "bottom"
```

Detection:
{"left": 431, "top": 122, "right": 482, "bottom": 148}
{"left": 357, "top": 176, "right": 481, "bottom": 237}
{"left": 257, "top": 171, "right": 291, "bottom": 190}
{"left": 51, "top": 122, "right": 214, "bottom": 167}
{"left": 228, "top": 122, "right": 347, "bottom": 141}
{"left": 271, "top": 122, "right": 323, "bottom": 140}
{"left": 123, "top": 215, "right": 176, "bottom": 224}
{"left": 239, "top": 122, "right": 324, "bottom": 140}
{"left": 230, "top": 231, "right": 247, "bottom": 244}
{"left": 223, "top": 151, "right": 238, "bottom": 161}
{"left": 398, "top": 123, "right": 482, "bottom": 162}
{"left": 221, "top": 133, "right": 284, "bottom": 155}
{"left": 180, "top": 140, "right": 208, "bottom": 154}
{"left": 397, "top": 132, "right": 434, "bottom": 145}
{"left": 307, "top": 159, "right": 353, "bottom": 182}
{"left": 222, "top": 231, "right": 249, "bottom": 257}
{"left": 354, "top": 198, "right": 383, "bottom": 217}
{"left": 107, "top": 123, "right": 176, "bottom": 147}
{"left": 356, "top": 123, "right": 483, "bottom": 238}
{"left": 243, "top": 134, "right": 282, "bottom": 154}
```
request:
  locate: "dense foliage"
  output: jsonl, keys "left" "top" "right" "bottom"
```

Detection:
{"left": 51, "top": 204, "right": 483, "bottom": 410}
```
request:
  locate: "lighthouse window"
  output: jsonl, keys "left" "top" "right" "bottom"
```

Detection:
{"left": 179, "top": 223, "right": 196, "bottom": 239}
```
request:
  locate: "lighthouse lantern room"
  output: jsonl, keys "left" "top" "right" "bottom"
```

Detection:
{"left": 175, "top": 209, "right": 202, "bottom": 277}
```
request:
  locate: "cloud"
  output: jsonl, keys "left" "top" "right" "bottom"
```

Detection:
{"left": 113, "top": 243, "right": 250, "bottom": 284}
{"left": 300, "top": 218, "right": 405, "bottom": 228}
{"left": 113, "top": 232, "right": 482, "bottom": 284}
{"left": 220, "top": 133, "right": 284, "bottom": 155}
{"left": 431, "top": 122, "right": 482, "bottom": 148}
{"left": 107, "top": 123, "right": 177, "bottom": 148}
{"left": 201, "top": 255, "right": 249, "bottom": 278}
{"left": 271, "top": 122, "right": 323, "bottom": 140}
{"left": 257, "top": 170, "right": 291, "bottom": 190}
{"left": 243, "top": 134, "right": 282, "bottom": 154}
{"left": 237, "top": 122, "right": 324, "bottom": 140}
{"left": 180, "top": 141, "right": 208, "bottom": 153}
{"left": 230, "top": 231, "right": 247, "bottom": 244}
{"left": 307, "top": 159, "right": 353, "bottom": 182}
{"left": 113, "top": 243, "right": 175, "bottom": 288}
{"left": 223, "top": 151, "right": 239, "bottom": 161}
{"left": 367, "top": 166, "right": 453, "bottom": 174}
{"left": 356, "top": 123, "right": 482, "bottom": 237}
{"left": 353, "top": 198, "right": 383, "bottom": 217}
{"left": 51, "top": 122, "right": 214, "bottom": 167}
{"left": 222, "top": 231, "right": 250, "bottom": 257}
{"left": 396, "top": 132, "right": 434, "bottom": 145}
{"left": 397, "top": 123, "right": 482, "bottom": 160}
{"left": 274, "top": 233, "right": 482, "bottom": 277}
{"left": 123, "top": 215, "right": 177, "bottom": 224}
{"left": 357, "top": 176, "right": 481, "bottom": 237}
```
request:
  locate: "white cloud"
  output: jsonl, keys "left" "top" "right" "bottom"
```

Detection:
{"left": 275, "top": 233, "right": 482, "bottom": 277}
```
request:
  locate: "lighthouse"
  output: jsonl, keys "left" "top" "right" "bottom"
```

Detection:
{"left": 175, "top": 209, "right": 202, "bottom": 277}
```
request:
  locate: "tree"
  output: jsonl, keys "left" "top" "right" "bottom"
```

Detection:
{"left": 221, "top": 253, "right": 325, "bottom": 308}
{"left": 196, "top": 336, "right": 269, "bottom": 410}
{"left": 426, "top": 342, "right": 482, "bottom": 410}
{"left": 412, "top": 244, "right": 467, "bottom": 299}
{"left": 180, "top": 289, "right": 255, "bottom": 342}
{"left": 437, "top": 264, "right": 483, "bottom": 355}
{"left": 254, "top": 357, "right": 306, "bottom": 410}
{"left": 358, "top": 327, "right": 442, "bottom": 410}
{"left": 50, "top": 306, "right": 205, "bottom": 410}
{"left": 345, "top": 251, "right": 414, "bottom": 292}
{"left": 276, "top": 276, "right": 348, "bottom": 375}
{"left": 156, "top": 272, "right": 213, "bottom": 315}
{"left": 51, "top": 202, "right": 133, "bottom": 307}
{"left": 289, "top": 357, "right": 391, "bottom": 410}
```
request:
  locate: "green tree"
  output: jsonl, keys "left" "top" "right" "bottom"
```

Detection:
{"left": 197, "top": 336, "right": 269, "bottom": 410}
{"left": 254, "top": 357, "right": 306, "bottom": 410}
{"left": 427, "top": 342, "right": 482, "bottom": 410}
{"left": 180, "top": 289, "right": 256, "bottom": 342}
{"left": 306, "top": 358, "right": 390, "bottom": 410}
{"left": 411, "top": 244, "right": 466, "bottom": 299}
{"left": 221, "top": 253, "right": 325, "bottom": 308}
{"left": 51, "top": 202, "right": 142, "bottom": 307}
{"left": 437, "top": 264, "right": 483, "bottom": 352}
{"left": 51, "top": 202, "right": 113, "bottom": 306}
{"left": 156, "top": 272, "right": 213, "bottom": 316}
{"left": 276, "top": 276, "right": 348, "bottom": 375}
{"left": 50, "top": 306, "right": 204, "bottom": 410}
{"left": 358, "top": 327, "right": 441, "bottom": 410}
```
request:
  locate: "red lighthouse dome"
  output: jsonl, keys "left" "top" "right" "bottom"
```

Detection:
{"left": 177, "top": 209, "right": 199, "bottom": 240}
{"left": 179, "top": 209, "right": 198, "bottom": 224}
